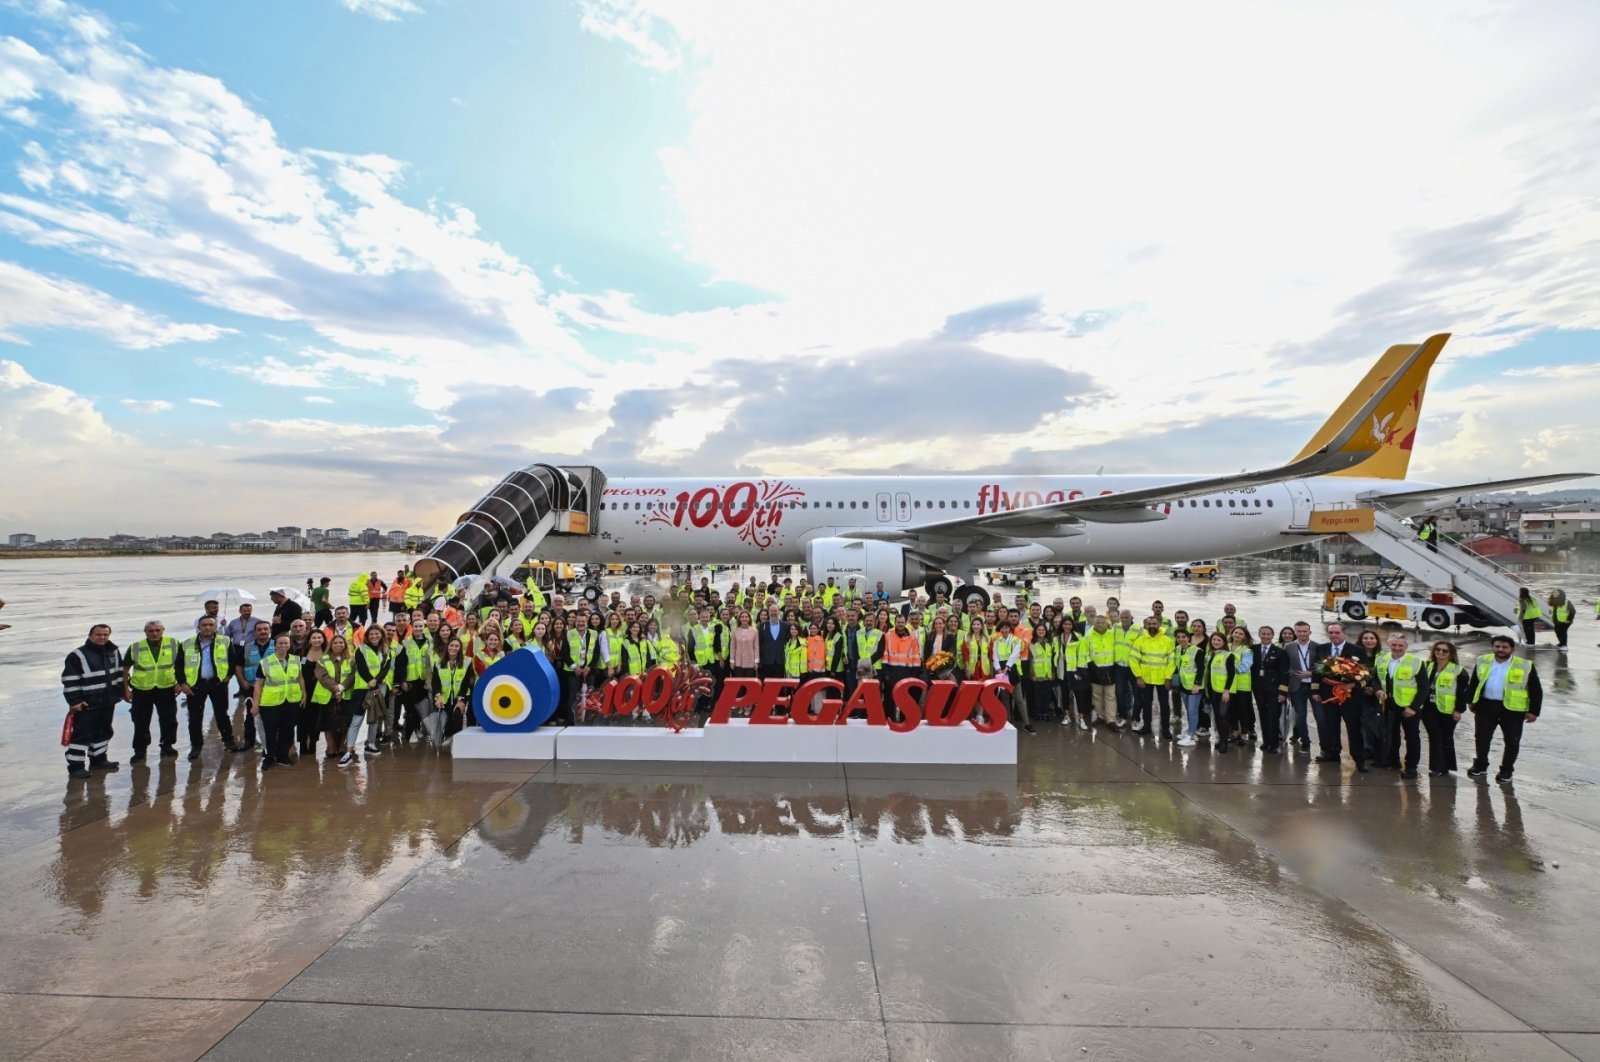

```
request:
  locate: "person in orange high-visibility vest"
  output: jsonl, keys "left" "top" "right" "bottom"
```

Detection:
{"left": 386, "top": 570, "right": 409, "bottom": 619}
{"left": 882, "top": 615, "right": 923, "bottom": 711}
{"left": 804, "top": 623, "right": 828, "bottom": 683}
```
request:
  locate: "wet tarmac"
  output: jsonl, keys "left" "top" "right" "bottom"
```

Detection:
{"left": 1, "top": 557, "right": 1597, "bottom": 1060}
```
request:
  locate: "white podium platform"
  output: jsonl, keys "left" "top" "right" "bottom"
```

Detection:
{"left": 449, "top": 727, "right": 565, "bottom": 761}
{"left": 449, "top": 720, "right": 1016, "bottom": 765}
{"left": 834, "top": 718, "right": 1017, "bottom": 765}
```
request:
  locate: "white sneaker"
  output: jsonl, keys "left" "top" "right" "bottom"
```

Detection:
{"left": 1177, "top": 735, "right": 1195, "bottom": 747}
{"left": 1131, "top": 722, "right": 1146, "bottom": 733}
{"left": 338, "top": 751, "right": 355, "bottom": 767}
{"left": 1114, "top": 718, "right": 1128, "bottom": 730}
{"left": 1077, "top": 719, "right": 1088, "bottom": 731}
{"left": 1197, "top": 727, "right": 1211, "bottom": 737}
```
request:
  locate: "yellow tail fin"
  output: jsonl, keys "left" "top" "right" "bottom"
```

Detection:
{"left": 1290, "top": 333, "right": 1449, "bottom": 479}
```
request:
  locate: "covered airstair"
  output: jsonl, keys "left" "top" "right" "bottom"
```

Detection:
{"left": 414, "top": 464, "right": 604, "bottom": 588}
{"left": 1343, "top": 504, "right": 1531, "bottom": 628}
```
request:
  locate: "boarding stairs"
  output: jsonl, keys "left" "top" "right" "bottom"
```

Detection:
{"left": 1345, "top": 505, "right": 1529, "bottom": 628}
{"left": 414, "top": 464, "right": 605, "bottom": 587}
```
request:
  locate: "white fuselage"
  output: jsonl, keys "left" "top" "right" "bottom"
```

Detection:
{"left": 538, "top": 474, "right": 1424, "bottom": 568}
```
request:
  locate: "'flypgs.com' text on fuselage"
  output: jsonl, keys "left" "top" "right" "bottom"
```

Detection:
{"left": 535, "top": 473, "right": 1425, "bottom": 567}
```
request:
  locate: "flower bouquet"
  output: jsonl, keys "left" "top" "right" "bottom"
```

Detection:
{"left": 926, "top": 650, "right": 956, "bottom": 680}
{"left": 1315, "top": 654, "right": 1371, "bottom": 704}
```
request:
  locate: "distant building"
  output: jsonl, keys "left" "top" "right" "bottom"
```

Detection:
{"left": 1519, "top": 511, "right": 1600, "bottom": 551}
{"left": 360, "top": 527, "right": 381, "bottom": 547}
{"left": 304, "top": 527, "right": 325, "bottom": 544}
{"left": 324, "top": 527, "right": 351, "bottom": 540}
{"left": 7, "top": 533, "right": 36, "bottom": 547}
{"left": 236, "top": 536, "right": 279, "bottom": 550}
{"left": 276, "top": 526, "right": 301, "bottom": 536}
{"left": 386, "top": 530, "right": 408, "bottom": 547}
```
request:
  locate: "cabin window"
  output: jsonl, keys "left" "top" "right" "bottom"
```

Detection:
{"left": 1228, "top": 499, "right": 1236, "bottom": 508}
{"left": 1202, "top": 499, "right": 1210, "bottom": 508}
{"left": 849, "top": 501, "right": 857, "bottom": 509}
{"left": 1266, "top": 499, "right": 1274, "bottom": 507}
{"left": 939, "top": 500, "right": 947, "bottom": 509}
{"left": 964, "top": 500, "right": 972, "bottom": 508}
{"left": 914, "top": 500, "right": 922, "bottom": 508}
{"left": 1254, "top": 499, "right": 1262, "bottom": 508}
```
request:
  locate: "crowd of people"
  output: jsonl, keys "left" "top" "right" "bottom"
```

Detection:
{"left": 58, "top": 566, "right": 1562, "bottom": 786}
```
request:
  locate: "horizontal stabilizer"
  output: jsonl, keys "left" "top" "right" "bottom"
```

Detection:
{"left": 1367, "top": 472, "right": 1598, "bottom": 507}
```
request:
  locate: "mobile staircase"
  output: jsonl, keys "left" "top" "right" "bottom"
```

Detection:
{"left": 1345, "top": 504, "right": 1531, "bottom": 628}
{"left": 414, "top": 464, "right": 605, "bottom": 588}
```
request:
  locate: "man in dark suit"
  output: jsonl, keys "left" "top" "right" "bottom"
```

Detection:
{"left": 1310, "top": 621, "right": 1368, "bottom": 764}
{"left": 1251, "top": 626, "right": 1289, "bottom": 752}
{"left": 756, "top": 604, "right": 788, "bottom": 679}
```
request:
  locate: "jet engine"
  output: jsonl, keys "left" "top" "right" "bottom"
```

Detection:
{"left": 805, "top": 537, "right": 933, "bottom": 595}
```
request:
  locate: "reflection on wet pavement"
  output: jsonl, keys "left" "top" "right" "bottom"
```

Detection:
{"left": 1, "top": 560, "right": 1595, "bottom": 1060}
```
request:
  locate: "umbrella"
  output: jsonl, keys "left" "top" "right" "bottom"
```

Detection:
{"left": 450, "top": 575, "right": 480, "bottom": 591}
{"left": 487, "top": 575, "right": 520, "bottom": 590}
{"left": 423, "top": 707, "right": 444, "bottom": 751}
{"left": 267, "top": 586, "right": 313, "bottom": 611}
{"left": 196, "top": 587, "right": 256, "bottom": 614}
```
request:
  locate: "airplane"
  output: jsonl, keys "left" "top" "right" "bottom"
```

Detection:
{"left": 418, "top": 334, "right": 1593, "bottom": 608}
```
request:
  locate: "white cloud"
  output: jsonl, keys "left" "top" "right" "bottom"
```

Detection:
{"left": 341, "top": 0, "right": 421, "bottom": 22}
{"left": 0, "top": 260, "right": 227, "bottom": 348}
{"left": 304, "top": 394, "right": 334, "bottom": 404}
{"left": 573, "top": 0, "right": 1600, "bottom": 478}
{"left": 0, "top": 361, "right": 474, "bottom": 535}
{"left": 577, "top": 1, "right": 683, "bottom": 72}
{"left": 120, "top": 398, "right": 173, "bottom": 412}
{"left": 1503, "top": 363, "right": 1600, "bottom": 380}
{"left": 0, "top": 360, "right": 128, "bottom": 530}
{"left": 187, "top": 397, "right": 221, "bottom": 407}
{"left": 0, "top": 4, "right": 599, "bottom": 411}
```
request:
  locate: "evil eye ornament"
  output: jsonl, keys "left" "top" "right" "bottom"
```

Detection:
{"left": 473, "top": 646, "right": 561, "bottom": 733}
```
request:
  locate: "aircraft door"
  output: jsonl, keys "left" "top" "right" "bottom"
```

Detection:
{"left": 876, "top": 492, "right": 892, "bottom": 522}
{"left": 1286, "top": 480, "right": 1314, "bottom": 529}
{"left": 895, "top": 492, "right": 912, "bottom": 523}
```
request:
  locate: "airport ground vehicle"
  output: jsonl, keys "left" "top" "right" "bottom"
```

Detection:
{"left": 985, "top": 566, "right": 1039, "bottom": 586}
{"left": 1038, "top": 563, "right": 1084, "bottom": 575}
{"left": 1169, "top": 559, "right": 1221, "bottom": 578}
{"left": 1321, "top": 570, "right": 1495, "bottom": 629}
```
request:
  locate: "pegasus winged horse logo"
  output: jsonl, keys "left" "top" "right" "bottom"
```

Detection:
{"left": 1369, "top": 412, "right": 1398, "bottom": 445}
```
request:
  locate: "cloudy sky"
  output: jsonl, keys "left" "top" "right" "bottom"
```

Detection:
{"left": 1, "top": 0, "right": 1597, "bottom": 537}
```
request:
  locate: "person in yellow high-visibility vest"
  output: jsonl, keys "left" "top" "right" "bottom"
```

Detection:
{"left": 347, "top": 574, "right": 371, "bottom": 625}
{"left": 1546, "top": 589, "right": 1574, "bottom": 651}
{"left": 1374, "top": 632, "right": 1425, "bottom": 779}
{"left": 1131, "top": 616, "right": 1175, "bottom": 737}
{"left": 991, "top": 620, "right": 1025, "bottom": 730}
{"left": 1419, "top": 640, "right": 1470, "bottom": 776}
{"left": 123, "top": 619, "right": 179, "bottom": 763}
{"left": 1516, "top": 587, "right": 1544, "bottom": 646}
{"left": 1467, "top": 634, "right": 1542, "bottom": 783}
{"left": 251, "top": 634, "right": 304, "bottom": 771}
{"left": 1085, "top": 616, "right": 1120, "bottom": 727}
